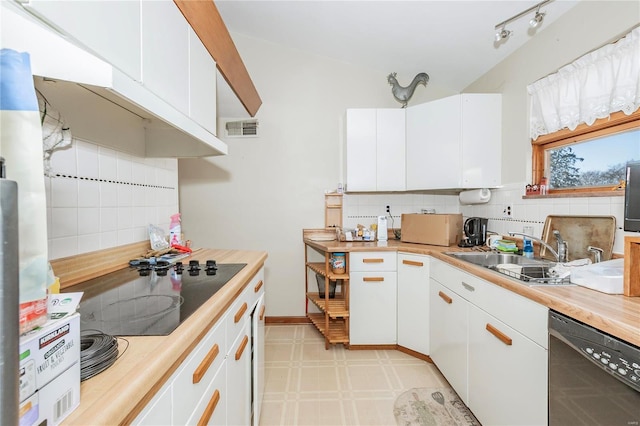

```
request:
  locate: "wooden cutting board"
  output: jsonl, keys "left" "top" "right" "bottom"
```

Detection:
{"left": 540, "top": 215, "right": 616, "bottom": 262}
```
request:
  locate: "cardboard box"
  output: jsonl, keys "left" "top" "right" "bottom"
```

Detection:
{"left": 400, "top": 213, "right": 463, "bottom": 246}
{"left": 19, "top": 313, "right": 80, "bottom": 426}
{"left": 19, "top": 360, "right": 80, "bottom": 426}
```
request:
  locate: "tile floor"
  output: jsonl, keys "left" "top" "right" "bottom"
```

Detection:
{"left": 259, "top": 324, "right": 451, "bottom": 426}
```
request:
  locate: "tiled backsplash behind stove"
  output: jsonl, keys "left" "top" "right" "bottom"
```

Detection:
{"left": 46, "top": 140, "right": 178, "bottom": 260}
{"left": 343, "top": 183, "right": 629, "bottom": 254}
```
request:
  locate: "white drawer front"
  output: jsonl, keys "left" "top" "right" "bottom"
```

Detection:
{"left": 172, "top": 320, "right": 226, "bottom": 424}
{"left": 350, "top": 251, "right": 397, "bottom": 272}
{"left": 246, "top": 267, "right": 265, "bottom": 312}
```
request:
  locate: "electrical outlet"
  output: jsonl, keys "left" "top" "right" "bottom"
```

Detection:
{"left": 503, "top": 204, "right": 513, "bottom": 218}
{"left": 386, "top": 205, "right": 391, "bottom": 214}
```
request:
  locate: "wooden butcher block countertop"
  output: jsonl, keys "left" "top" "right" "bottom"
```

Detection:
{"left": 305, "top": 238, "right": 640, "bottom": 347}
{"left": 61, "top": 248, "right": 268, "bottom": 425}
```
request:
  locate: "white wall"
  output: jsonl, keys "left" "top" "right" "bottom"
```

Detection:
{"left": 47, "top": 139, "right": 178, "bottom": 260}
{"left": 178, "top": 34, "right": 433, "bottom": 317}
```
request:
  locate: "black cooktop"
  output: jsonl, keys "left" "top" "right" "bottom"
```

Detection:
{"left": 65, "top": 262, "right": 246, "bottom": 336}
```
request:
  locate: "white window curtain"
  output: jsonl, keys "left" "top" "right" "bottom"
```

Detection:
{"left": 528, "top": 26, "right": 640, "bottom": 140}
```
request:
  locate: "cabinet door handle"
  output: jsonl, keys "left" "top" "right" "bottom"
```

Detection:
{"left": 462, "top": 282, "right": 475, "bottom": 292}
{"left": 234, "top": 302, "right": 248, "bottom": 323}
{"left": 259, "top": 304, "right": 266, "bottom": 321}
{"left": 197, "top": 389, "right": 220, "bottom": 426}
{"left": 438, "top": 291, "right": 453, "bottom": 304}
{"left": 192, "top": 343, "right": 219, "bottom": 384}
{"left": 254, "top": 280, "right": 263, "bottom": 293}
{"left": 402, "top": 259, "right": 423, "bottom": 267}
{"left": 363, "top": 277, "right": 384, "bottom": 282}
{"left": 235, "top": 335, "right": 249, "bottom": 360}
{"left": 363, "top": 258, "right": 384, "bottom": 263}
{"left": 486, "top": 323, "right": 513, "bottom": 346}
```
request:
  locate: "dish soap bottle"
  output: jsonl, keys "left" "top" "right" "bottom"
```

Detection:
{"left": 523, "top": 238, "right": 534, "bottom": 259}
{"left": 169, "top": 213, "right": 182, "bottom": 246}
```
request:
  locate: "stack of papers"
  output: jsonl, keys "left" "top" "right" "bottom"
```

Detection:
{"left": 495, "top": 240, "right": 518, "bottom": 252}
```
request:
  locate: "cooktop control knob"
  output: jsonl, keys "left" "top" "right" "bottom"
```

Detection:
{"left": 174, "top": 262, "right": 184, "bottom": 274}
{"left": 188, "top": 260, "right": 201, "bottom": 276}
{"left": 205, "top": 260, "right": 218, "bottom": 276}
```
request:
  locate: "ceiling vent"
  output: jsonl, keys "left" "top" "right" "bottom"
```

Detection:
{"left": 224, "top": 119, "right": 259, "bottom": 138}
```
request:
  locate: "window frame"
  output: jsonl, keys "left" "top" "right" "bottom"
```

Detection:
{"left": 531, "top": 108, "right": 640, "bottom": 196}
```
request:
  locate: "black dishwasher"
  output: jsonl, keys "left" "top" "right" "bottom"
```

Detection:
{"left": 548, "top": 310, "right": 640, "bottom": 425}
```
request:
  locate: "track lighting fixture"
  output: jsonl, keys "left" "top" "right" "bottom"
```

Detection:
{"left": 494, "top": 0, "right": 551, "bottom": 43}
{"left": 529, "top": 7, "right": 546, "bottom": 29}
{"left": 495, "top": 27, "right": 512, "bottom": 42}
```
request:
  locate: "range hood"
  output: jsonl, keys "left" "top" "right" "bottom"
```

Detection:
{"left": 1, "top": 4, "right": 227, "bottom": 158}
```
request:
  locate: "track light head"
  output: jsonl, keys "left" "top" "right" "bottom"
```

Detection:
{"left": 529, "top": 11, "right": 545, "bottom": 28}
{"left": 495, "top": 28, "right": 512, "bottom": 42}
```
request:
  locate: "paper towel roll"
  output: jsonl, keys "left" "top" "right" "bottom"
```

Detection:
{"left": 459, "top": 188, "right": 491, "bottom": 205}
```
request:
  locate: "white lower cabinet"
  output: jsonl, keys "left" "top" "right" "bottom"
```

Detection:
{"left": 397, "top": 253, "right": 430, "bottom": 355}
{"left": 429, "top": 258, "right": 548, "bottom": 425}
{"left": 133, "top": 384, "right": 172, "bottom": 425}
{"left": 253, "top": 295, "right": 266, "bottom": 426}
{"left": 350, "top": 271, "right": 397, "bottom": 344}
{"left": 187, "top": 367, "right": 226, "bottom": 425}
{"left": 350, "top": 252, "right": 397, "bottom": 345}
{"left": 468, "top": 304, "right": 548, "bottom": 426}
{"left": 133, "top": 266, "right": 265, "bottom": 425}
{"left": 429, "top": 279, "right": 469, "bottom": 403}
{"left": 227, "top": 319, "right": 252, "bottom": 426}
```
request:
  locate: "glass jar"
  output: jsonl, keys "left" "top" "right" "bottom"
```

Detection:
{"left": 330, "top": 252, "right": 346, "bottom": 274}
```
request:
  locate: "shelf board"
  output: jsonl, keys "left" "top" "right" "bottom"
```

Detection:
{"left": 307, "top": 313, "right": 349, "bottom": 344}
{"left": 306, "top": 293, "right": 349, "bottom": 318}
{"left": 307, "top": 262, "right": 349, "bottom": 280}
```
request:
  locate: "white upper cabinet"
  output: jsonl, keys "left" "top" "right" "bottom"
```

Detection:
{"left": 406, "top": 94, "right": 502, "bottom": 190}
{"left": 10, "top": 0, "right": 224, "bottom": 157}
{"left": 189, "top": 29, "right": 217, "bottom": 135}
{"left": 346, "top": 108, "right": 405, "bottom": 192}
{"left": 141, "top": 1, "right": 190, "bottom": 117}
{"left": 21, "top": 0, "right": 142, "bottom": 81}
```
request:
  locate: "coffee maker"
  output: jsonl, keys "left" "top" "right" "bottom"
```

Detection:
{"left": 459, "top": 217, "right": 488, "bottom": 247}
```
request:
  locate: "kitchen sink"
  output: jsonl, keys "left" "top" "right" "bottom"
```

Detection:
{"left": 446, "top": 252, "right": 573, "bottom": 286}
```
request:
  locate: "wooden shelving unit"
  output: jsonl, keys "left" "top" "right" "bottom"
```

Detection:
{"left": 325, "top": 193, "right": 343, "bottom": 228}
{"left": 303, "top": 239, "right": 349, "bottom": 349}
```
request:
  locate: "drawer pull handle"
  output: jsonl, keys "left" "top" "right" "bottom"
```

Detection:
{"left": 192, "top": 343, "right": 220, "bottom": 384}
{"left": 234, "top": 302, "right": 248, "bottom": 323}
{"left": 235, "top": 335, "right": 249, "bottom": 360}
{"left": 363, "top": 258, "right": 384, "bottom": 263}
{"left": 254, "top": 280, "right": 263, "bottom": 293}
{"left": 259, "top": 304, "right": 266, "bottom": 321}
{"left": 486, "top": 323, "right": 513, "bottom": 346}
{"left": 462, "top": 282, "right": 475, "bottom": 292}
{"left": 197, "top": 389, "right": 220, "bottom": 426}
{"left": 363, "top": 277, "right": 384, "bottom": 282}
{"left": 438, "top": 291, "right": 453, "bottom": 304}
{"left": 402, "top": 260, "right": 424, "bottom": 267}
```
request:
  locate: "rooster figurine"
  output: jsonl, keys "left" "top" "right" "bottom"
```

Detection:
{"left": 387, "top": 72, "right": 429, "bottom": 108}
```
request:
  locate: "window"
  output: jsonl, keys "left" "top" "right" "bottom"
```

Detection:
{"left": 532, "top": 109, "right": 640, "bottom": 195}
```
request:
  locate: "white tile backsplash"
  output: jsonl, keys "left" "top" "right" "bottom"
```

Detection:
{"left": 344, "top": 183, "right": 630, "bottom": 254}
{"left": 47, "top": 140, "right": 178, "bottom": 260}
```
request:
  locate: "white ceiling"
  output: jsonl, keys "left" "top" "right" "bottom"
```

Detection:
{"left": 215, "top": 0, "right": 580, "bottom": 117}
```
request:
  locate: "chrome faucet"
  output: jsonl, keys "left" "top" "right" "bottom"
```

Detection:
{"left": 507, "top": 231, "right": 563, "bottom": 262}
{"left": 553, "top": 230, "right": 568, "bottom": 263}
{"left": 587, "top": 246, "right": 604, "bottom": 263}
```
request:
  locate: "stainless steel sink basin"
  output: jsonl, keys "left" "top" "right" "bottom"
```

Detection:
{"left": 446, "top": 252, "right": 573, "bottom": 286}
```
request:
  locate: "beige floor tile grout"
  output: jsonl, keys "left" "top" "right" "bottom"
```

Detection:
{"left": 260, "top": 324, "right": 452, "bottom": 426}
